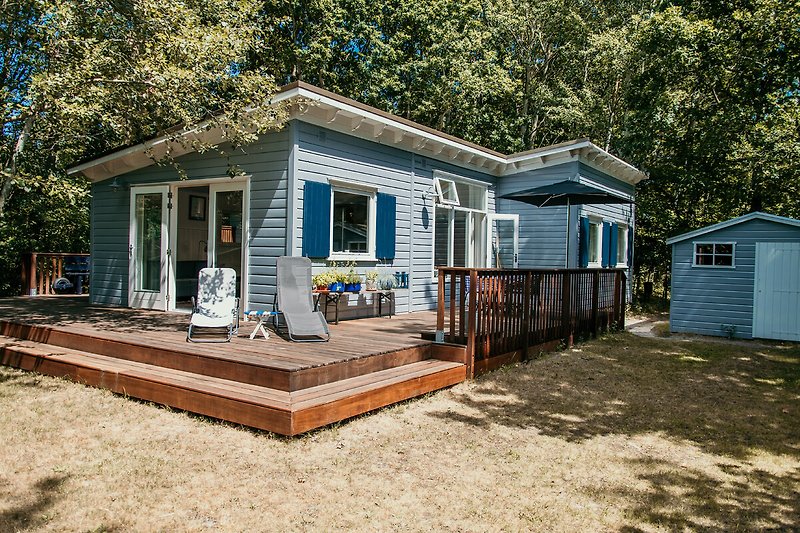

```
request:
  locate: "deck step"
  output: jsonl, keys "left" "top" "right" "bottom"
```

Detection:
{"left": 0, "top": 335, "right": 465, "bottom": 435}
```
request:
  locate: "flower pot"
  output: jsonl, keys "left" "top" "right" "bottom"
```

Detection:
{"left": 315, "top": 285, "right": 328, "bottom": 291}
{"left": 365, "top": 280, "right": 377, "bottom": 291}
{"left": 345, "top": 282, "right": 362, "bottom": 293}
{"left": 328, "top": 282, "right": 344, "bottom": 292}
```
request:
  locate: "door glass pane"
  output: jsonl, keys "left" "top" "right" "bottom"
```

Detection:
{"left": 453, "top": 211, "right": 467, "bottom": 267}
{"left": 434, "top": 208, "right": 450, "bottom": 267}
{"left": 135, "top": 193, "right": 162, "bottom": 292}
{"left": 492, "top": 219, "right": 516, "bottom": 269}
{"left": 214, "top": 190, "right": 243, "bottom": 294}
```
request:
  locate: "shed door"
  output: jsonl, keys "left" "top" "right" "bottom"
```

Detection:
{"left": 753, "top": 242, "right": 800, "bottom": 341}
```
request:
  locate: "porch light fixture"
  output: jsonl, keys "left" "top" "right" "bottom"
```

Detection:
{"left": 108, "top": 177, "right": 125, "bottom": 192}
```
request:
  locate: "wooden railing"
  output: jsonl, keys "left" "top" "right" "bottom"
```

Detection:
{"left": 436, "top": 268, "right": 626, "bottom": 377}
{"left": 20, "top": 253, "right": 91, "bottom": 296}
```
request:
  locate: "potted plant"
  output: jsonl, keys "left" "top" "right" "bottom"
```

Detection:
{"left": 312, "top": 271, "right": 331, "bottom": 291}
{"left": 325, "top": 264, "right": 345, "bottom": 292}
{"left": 345, "top": 268, "right": 362, "bottom": 293}
{"left": 378, "top": 272, "right": 398, "bottom": 290}
{"left": 365, "top": 270, "right": 379, "bottom": 291}
{"left": 328, "top": 267, "right": 346, "bottom": 292}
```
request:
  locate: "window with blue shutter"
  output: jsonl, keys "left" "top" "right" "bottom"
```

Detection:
{"left": 609, "top": 222, "right": 619, "bottom": 267}
{"left": 579, "top": 217, "right": 590, "bottom": 268}
{"left": 601, "top": 222, "right": 611, "bottom": 268}
{"left": 375, "top": 192, "right": 396, "bottom": 260}
{"left": 302, "top": 181, "right": 331, "bottom": 258}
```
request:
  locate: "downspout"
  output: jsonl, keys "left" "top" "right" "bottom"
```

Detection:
{"left": 286, "top": 121, "right": 298, "bottom": 256}
{"left": 408, "top": 154, "right": 415, "bottom": 313}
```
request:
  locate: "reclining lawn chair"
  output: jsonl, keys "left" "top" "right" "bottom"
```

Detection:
{"left": 274, "top": 256, "right": 330, "bottom": 342}
{"left": 187, "top": 267, "right": 239, "bottom": 343}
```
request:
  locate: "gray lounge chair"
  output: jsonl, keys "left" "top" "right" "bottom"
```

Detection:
{"left": 187, "top": 267, "right": 239, "bottom": 343}
{"left": 274, "top": 256, "right": 330, "bottom": 342}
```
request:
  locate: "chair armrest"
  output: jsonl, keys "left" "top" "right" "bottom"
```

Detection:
{"left": 190, "top": 296, "right": 197, "bottom": 315}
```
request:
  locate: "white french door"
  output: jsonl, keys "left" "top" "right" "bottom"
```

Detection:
{"left": 129, "top": 185, "right": 171, "bottom": 310}
{"left": 208, "top": 182, "right": 248, "bottom": 307}
{"left": 487, "top": 214, "right": 519, "bottom": 269}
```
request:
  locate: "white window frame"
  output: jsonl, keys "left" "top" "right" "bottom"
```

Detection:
{"left": 328, "top": 183, "right": 377, "bottom": 261}
{"left": 433, "top": 176, "right": 460, "bottom": 206}
{"left": 616, "top": 223, "right": 629, "bottom": 267}
{"left": 587, "top": 217, "right": 603, "bottom": 268}
{"left": 693, "top": 241, "right": 736, "bottom": 268}
{"left": 432, "top": 174, "right": 488, "bottom": 275}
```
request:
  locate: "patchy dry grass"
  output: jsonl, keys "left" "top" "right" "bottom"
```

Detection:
{"left": 1, "top": 333, "right": 798, "bottom": 531}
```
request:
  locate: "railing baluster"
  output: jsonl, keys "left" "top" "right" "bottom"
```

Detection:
{"left": 436, "top": 268, "right": 625, "bottom": 375}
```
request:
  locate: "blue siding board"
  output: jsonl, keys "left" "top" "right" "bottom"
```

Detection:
{"left": 293, "top": 122, "right": 497, "bottom": 316}
{"left": 89, "top": 128, "right": 290, "bottom": 308}
{"left": 670, "top": 218, "right": 800, "bottom": 338}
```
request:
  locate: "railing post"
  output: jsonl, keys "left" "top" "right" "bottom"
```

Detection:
{"left": 523, "top": 271, "right": 532, "bottom": 360}
{"left": 616, "top": 271, "right": 626, "bottom": 330}
{"left": 435, "top": 268, "right": 445, "bottom": 343}
{"left": 591, "top": 270, "right": 600, "bottom": 337}
{"left": 561, "top": 271, "right": 573, "bottom": 347}
{"left": 465, "top": 269, "right": 477, "bottom": 378}
{"left": 30, "top": 252, "right": 39, "bottom": 296}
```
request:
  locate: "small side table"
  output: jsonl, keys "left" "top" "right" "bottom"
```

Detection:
{"left": 314, "top": 290, "right": 344, "bottom": 325}
{"left": 244, "top": 310, "right": 278, "bottom": 340}
{"left": 376, "top": 290, "right": 394, "bottom": 318}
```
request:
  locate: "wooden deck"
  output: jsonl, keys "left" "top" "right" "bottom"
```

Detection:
{"left": 0, "top": 297, "right": 466, "bottom": 435}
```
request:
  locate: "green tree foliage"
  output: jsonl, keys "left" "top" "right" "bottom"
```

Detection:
{"left": 1, "top": 0, "right": 798, "bottom": 296}
{"left": 0, "top": 0, "right": 288, "bottom": 295}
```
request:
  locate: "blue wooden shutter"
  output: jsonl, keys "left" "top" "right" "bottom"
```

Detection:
{"left": 609, "top": 222, "right": 619, "bottom": 267}
{"left": 376, "top": 192, "right": 396, "bottom": 260}
{"left": 601, "top": 222, "right": 611, "bottom": 268}
{"left": 579, "top": 217, "right": 590, "bottom": 268}
{"left": 302, "top": 181, "right": 331, "bottom": 257}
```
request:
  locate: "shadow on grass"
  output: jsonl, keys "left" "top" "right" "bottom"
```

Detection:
{"left": 431, "top": 332, "right": 800, "bottom": 458}
{"left": 0, "top": 475, "right": 69, "bottom": 531}
{"left": 615, "top": 458, "right": 800, "bottom": 531}
{"left": 429, "top": 332, "right": 800, "bottom": 529}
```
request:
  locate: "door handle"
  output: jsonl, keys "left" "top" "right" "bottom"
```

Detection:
{"left": 129, "top": 244, "right": 133, "bottom": 258}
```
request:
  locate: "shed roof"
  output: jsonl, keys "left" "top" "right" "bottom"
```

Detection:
{"left": 67, "top": 82, "right": 647, "bottom": 185}
{"left": 666, "top": 212, "right": 800, "bottom": 245}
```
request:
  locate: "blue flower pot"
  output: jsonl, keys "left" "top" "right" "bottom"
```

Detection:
{"left": 328, "top": 282, "right": 344, "bottom": 292}
{"left": 345, "top": 282, "right": 361, "bottom": 293}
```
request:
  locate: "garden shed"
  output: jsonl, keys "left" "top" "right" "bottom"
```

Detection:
{"left": 667, "top": 212, "right": 800, "bottom": 341}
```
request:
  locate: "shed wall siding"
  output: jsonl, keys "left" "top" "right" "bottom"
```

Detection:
{"left": 670, "top": 219, "right": 800, "bottom": 338}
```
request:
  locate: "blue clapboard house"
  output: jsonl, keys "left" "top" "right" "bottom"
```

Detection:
{"left": 68, "top": 82, "right": 646, "bottom": 318}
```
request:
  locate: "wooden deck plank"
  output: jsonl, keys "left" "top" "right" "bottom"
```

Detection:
{"left": 0, "top": 297, "right": 435, "bottom": 371}
{"left": 0, "top": 297, "right": 467, "bottom": 435}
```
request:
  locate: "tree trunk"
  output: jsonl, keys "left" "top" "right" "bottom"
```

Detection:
{"left": 0, "top": 115, "right": 33, "bottom": 219}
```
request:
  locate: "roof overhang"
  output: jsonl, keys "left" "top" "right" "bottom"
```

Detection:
{"left": 504, "top": 138, "right": 646, "bottom": 184}
{"left": 68, "top": 82, "right": 647, "bottom": 185}
{"left": 666, "top": 212, "right": 800, "bottom": 245}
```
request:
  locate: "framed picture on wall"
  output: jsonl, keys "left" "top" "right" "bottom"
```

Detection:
{"left": 189, "top": 195, "right": 206, "bottom": 221}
